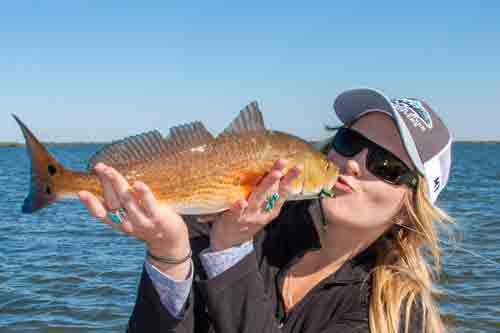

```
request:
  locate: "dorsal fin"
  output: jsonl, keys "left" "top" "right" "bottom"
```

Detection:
{"left": 88, "top": 130, "right": 169, "bottom": 170}
{"left": 87, "top": 122, "right": 214, "bottom": 171}
{"left": 220, "top": 101, "right": 266, "bottom": 137}
{"left": 168, "top": 121, "right": 214, "bottom": 149}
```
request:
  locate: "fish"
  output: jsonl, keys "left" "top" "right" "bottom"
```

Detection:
{"left": 13, "top": 102, "right": 339, "bottom": 216}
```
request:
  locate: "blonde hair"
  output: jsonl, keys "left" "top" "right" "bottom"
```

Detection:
{"left": 369, "top": 174, "right": 453, "bottom": 333}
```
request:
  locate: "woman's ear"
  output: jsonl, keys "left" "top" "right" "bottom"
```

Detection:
{"left": 395, "top": 207, "right": 410, "bottom": 226}
{"left": 396, "top": 211, "right": 416, "bottom": 241}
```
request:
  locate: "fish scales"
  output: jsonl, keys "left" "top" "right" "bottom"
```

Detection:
{"left": 143, "top": 132, "right": 280, "bottom": 211}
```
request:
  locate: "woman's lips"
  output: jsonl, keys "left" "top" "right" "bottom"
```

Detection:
{"left": 334, "top": 176, "right": 354, "bottom": 193}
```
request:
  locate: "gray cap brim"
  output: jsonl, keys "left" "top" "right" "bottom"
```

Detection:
{"left": 333, "top": 88, "right": 425, "bottom": 176}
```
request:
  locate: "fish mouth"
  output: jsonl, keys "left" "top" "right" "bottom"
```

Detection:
{"left": 287, "top": 186, "right": 337, "bottom": 201}
{"left": 287, "top": 193, "right": 323, "bottom": 201}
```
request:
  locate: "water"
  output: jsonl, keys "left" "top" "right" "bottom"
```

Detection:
{"left": 1, "top": 143, "right": 499, "bottom": 332}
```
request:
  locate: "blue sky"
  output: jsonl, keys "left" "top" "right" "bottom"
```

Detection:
{"left": 1, "top": 1, "right": 499, "bottom": 142}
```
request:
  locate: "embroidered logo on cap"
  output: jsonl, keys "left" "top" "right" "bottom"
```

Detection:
{"left": 392, "top": 98, "right": 433, "bottom": 131}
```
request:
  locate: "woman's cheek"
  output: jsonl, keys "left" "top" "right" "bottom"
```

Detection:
{"left": 369, "top": 187, "right": 405, "bottom": 222}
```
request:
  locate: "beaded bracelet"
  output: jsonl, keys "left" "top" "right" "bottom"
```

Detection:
{"left": 146, "top": 249, "right": 192, "bottom": 265}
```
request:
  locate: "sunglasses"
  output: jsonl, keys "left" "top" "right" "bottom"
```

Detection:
{"left": 328, "top": 127, "right": 418, "bottom": 188}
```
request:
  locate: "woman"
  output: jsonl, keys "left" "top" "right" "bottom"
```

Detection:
{"left": 79, "top": 88, "right": 453, "bottom": 332}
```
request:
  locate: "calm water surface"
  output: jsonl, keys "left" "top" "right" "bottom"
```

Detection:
{"left": 1, "top": 143, "right": 499, "bottom": 332}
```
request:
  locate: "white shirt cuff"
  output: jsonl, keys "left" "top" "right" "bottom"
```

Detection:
{"left": 144, "top": 258, "right": 193, "bottom": 319}
{"left": 199, "top": 241, "right": 254, "bottom": 279}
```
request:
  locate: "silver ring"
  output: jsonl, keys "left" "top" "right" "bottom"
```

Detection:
{"left": 263, "top": 192, "right": 280, "bottom": 213}
{"left": 107, "top": 207, "right": 127, "bottom": 225}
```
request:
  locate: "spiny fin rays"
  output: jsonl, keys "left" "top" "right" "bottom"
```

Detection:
{"left": 87, "top": 130, "right": 168, "bottom": 170}
{"left": 87, "top": 122, "right": 215, "bottom": 171}
{"left": 220, "top": 101, "right": 266, "bottom": 137}
{"left": 169, "top": 121, "right": 214, "bottom": 149}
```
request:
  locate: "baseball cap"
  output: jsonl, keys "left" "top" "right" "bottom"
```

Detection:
{"left": 333, "top": 88, "right": 452, "bottom": 203}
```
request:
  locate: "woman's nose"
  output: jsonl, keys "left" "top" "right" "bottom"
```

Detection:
{"left": 344, "top": 158, "right": 361, "bottom": 177}
{"left": 345, "top": 147, "right": 369, "bottom": 177}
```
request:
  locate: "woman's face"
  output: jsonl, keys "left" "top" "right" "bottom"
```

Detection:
{"left": 322, "top": 112, "right": 414, "bottom": 231}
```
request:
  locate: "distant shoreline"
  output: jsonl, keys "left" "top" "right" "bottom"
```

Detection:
{"left": 0, "top": 142, "right": 108, "bottom": 148}
{"left": 454, "top": 140, "right": 500, "bottom": 144}
{"left": 1, "top": 140, "right": 499, "bottom": 148}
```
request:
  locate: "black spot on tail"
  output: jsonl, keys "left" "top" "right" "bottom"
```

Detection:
{"left": 48, "top": 164, "right": 57, "bottom": 176}
{"left": 46, "top": 186, "right": 52, "bottom": 195}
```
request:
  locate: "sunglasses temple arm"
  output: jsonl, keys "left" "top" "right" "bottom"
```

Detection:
{"left": 399, "top": 173, "right": 418, "bottom": 188}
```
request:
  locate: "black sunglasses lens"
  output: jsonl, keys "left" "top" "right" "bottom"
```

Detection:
{"left": 367, "top": 148, "right": 410, "bottom": 184}
{"left": 333, "top": 128, "right": 365, "bottom": 157}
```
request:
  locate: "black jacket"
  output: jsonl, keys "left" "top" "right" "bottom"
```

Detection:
{"left": 127, "top": 202, "right": 422, "bottom": 332}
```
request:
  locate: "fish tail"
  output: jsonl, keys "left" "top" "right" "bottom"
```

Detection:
{"left": 12, "top": 115, "right": 69, "bottom": 214}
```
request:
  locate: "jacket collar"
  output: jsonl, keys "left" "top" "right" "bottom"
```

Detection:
{"left": 326, "top": 244, "right": 377, "bottom": 284}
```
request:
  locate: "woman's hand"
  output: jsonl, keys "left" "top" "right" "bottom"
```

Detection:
{"left": 210, "top": 159, "right": 302, "bottom": 251}
{"left": 78, "top": 163, "right": 191, "bottom": 279}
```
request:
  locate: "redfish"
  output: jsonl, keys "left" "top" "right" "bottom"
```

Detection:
{"left": 13, "top": 102, "right": 338, "bottom": 215}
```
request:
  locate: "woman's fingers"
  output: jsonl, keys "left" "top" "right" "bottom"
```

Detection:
{"left": 94, "top": 163, "right": 121, "bottom": 211}
{"left": 133, "top": 181, "right": 159, "bottom": 219}
{"left": 78, "top": 190, "right": 123, "bottom": 230}
{"left": 102, "top": 166, "right": 150, "bottom": 227}
{"left": 78, "top": 191, "right": 106, "bottom": 219}
{"left": 274, "top": 164, "right": 303, "bottom": 210}
{"left": 92, "top": 163, "right": 152, "bottom": 235}
{"left": 101, "top": 165, "right": 134, "bottom": 208}
{"left": 249, "top": 159, "right": 287, "bottom": 211}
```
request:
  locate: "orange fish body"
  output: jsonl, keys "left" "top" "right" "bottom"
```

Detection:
{"left": 14, "top": 102, "right": 339, "bottom": 216}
